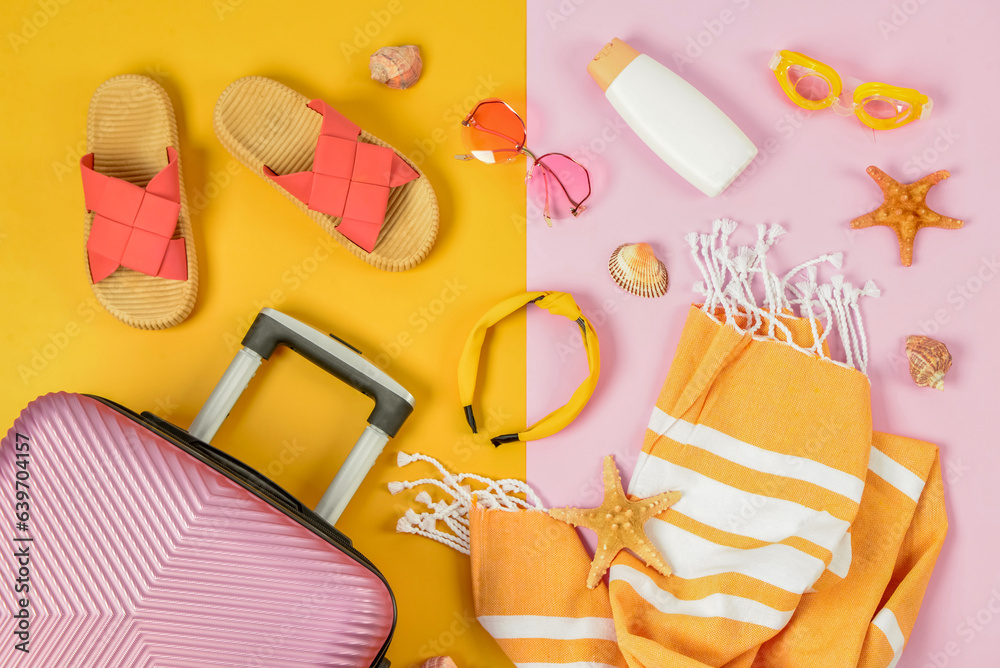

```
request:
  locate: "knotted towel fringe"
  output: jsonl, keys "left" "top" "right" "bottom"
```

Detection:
{"left": 388, "top": 452, "right": 546, "bottom": 554}
{"left": 688, "top": 219, "right": 879, "bottom": 373}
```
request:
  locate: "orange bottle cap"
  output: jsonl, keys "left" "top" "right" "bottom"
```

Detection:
{"left": 587, "top": 38, "right": 641, "bottom": 92}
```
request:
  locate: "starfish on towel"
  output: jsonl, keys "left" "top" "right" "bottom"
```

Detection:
{"left": 850, "top": 165, "right": 963, "bottom": 267}
{"left": 548, "top": 455, "right": 681, "bottom": 589}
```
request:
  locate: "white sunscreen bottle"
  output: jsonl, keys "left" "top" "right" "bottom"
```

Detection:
{"left": 588, "top": 38, "right": 758, "bottom": 197}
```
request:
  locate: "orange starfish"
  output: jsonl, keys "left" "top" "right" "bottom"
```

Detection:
{"left": 850, "top": 166, "right": 963, "bottom": 267}
{"left": 548, "top": 455, "right": 681, "bottom": 589}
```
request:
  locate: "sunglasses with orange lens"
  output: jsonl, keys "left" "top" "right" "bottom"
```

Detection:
{"left": 455, "top": 99, "right": 592, "bottom": 226}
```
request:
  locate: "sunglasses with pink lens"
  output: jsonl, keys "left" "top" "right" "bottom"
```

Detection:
{"left": 454, "top": 99, "right": 592, "bottom": 226}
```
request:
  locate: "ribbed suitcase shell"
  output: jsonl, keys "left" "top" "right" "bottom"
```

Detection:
{"left": 1, "top": 392, "right": 394, "bottom": 667}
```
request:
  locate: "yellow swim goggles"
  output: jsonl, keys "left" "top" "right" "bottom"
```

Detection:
{"left": 769, "top": 50, "right": 932, "bottom": 130}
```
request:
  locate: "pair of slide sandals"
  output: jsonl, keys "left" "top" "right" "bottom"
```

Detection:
{"left": 81, "top": 75, "right": 438, "bottom": 330}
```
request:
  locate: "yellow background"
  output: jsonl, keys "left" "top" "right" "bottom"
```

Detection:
{"left": 0, "top": 1, "right": 526, "bottom": 665}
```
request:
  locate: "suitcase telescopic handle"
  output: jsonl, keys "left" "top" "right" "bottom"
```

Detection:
{"left": 188, "top": 308, "right": 415, "bottom": 526}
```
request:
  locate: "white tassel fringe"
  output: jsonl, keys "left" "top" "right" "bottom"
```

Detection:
{"left": 388, "top": 452, "right": 546, "bottom": 555}
{"left": 690, "top": 220, "right": 877, "bottom": 374}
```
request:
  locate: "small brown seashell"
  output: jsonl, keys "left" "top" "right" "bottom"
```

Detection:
{"left": 419, "top": 658, "right": 458, "bottom": 668}
{"left": 369, "top": 45, "right": 423, "bottom": 90}
{"left": 609, "top": 242, "right": 668, "bottom": 298}
{"left": 905, "top": 335, "right": 952, "bottom": 390}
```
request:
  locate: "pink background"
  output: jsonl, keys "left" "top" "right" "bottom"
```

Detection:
{"left": 525, "top": 1, "right": 999, "bottom": 665}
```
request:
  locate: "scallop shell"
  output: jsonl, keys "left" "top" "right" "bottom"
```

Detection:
{"left": 369, "top": 45, "right": 423, "bottom": 90}
{"left": 420, "top": 658, "right": 458, "bottom": 668}
{"left": 905, "top": 335, "right": 952, "bottom": 390}
{"left": 608, "top": 242, "right": 668, "bottom": 298}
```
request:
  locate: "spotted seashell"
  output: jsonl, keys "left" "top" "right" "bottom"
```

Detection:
{"left": 369, "top": 45, "right": 423, "bottom": 90}
{"left": 905, "top": 335, "right": 952, "bottom": 390}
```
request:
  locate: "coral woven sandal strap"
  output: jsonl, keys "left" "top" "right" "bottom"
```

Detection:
{"left": 213, "top": 76, "right": 439, "bottom": 272}
{"left": 263, "top": 100, "right": 419, "bottom": 253}
{"left": 81, "top": 147, "right": 187, "bottom": 283}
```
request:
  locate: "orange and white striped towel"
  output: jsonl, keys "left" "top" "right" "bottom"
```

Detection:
{"left": 393, "top": 221, "right": 947, "bottom": 667}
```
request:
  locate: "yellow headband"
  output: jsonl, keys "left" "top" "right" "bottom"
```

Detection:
{"left": 458, "top": 291, "right": 601, "bottom": 446}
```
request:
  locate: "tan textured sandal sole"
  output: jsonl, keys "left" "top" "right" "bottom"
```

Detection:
{"left": 213, "top": 76, "right": 439, "bottom": 272}
{"left": 85, "top": 75, "right": 198, "bottom": 329}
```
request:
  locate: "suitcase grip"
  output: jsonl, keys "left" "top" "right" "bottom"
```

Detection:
{"left": 188, "top": 309, "right": 415, "bottom": 526}
{"left": 191, "top": 309, "right": 415, "bottom": 444}
{"left": 242, "top": 308, "right": 414, "bottom": 437}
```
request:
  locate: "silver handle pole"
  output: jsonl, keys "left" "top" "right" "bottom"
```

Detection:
{"left": 189, "top": 348, "right": 263, "bottom": 444}
{"left": 314, "top": 425, "right": 390, "bottom": 525}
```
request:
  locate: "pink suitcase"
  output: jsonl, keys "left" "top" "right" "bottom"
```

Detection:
{"left": 1, "top": 308, "right": 414, "bottom": 667}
